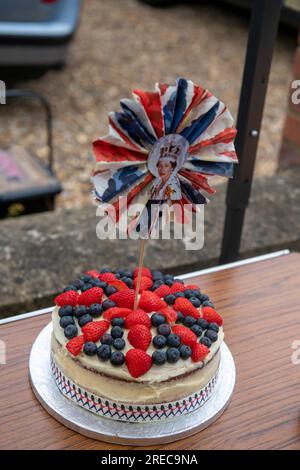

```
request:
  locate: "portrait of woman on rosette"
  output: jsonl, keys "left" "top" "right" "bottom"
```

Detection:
{"left": 148, "top": 134, "right": 189, "bottom": 203}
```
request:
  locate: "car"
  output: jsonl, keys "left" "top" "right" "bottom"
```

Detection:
{"left": 0, "top": 0, "right": 81, "bottom": 67}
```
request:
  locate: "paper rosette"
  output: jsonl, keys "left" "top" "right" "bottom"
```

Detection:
{"left": 91, "top": 78, "right": 237, "bottom": 233}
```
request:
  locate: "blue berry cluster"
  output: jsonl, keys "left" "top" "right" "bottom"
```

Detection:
{"left": 164, "top": 287, "right": 214, "bottom": 309}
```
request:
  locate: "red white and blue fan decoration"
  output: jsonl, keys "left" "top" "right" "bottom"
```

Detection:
{"left": 91, "top": 78, "right": 237, "bottom": 234}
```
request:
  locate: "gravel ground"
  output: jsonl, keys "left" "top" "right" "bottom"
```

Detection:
{"left": 0, "top": 0, "right": 295, "bottom": 209}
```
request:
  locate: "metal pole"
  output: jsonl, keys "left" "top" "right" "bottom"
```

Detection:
{"left": 220, "top": 0, "right": 283, "bottom": 263}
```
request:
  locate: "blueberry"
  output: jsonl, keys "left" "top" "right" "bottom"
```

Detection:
{"left": 84, "top": 342, "right": 98, "bottom": 356}
{"left": 176, "top": 311, "right": 184, "bottom": 323}
{"left": 112, "top": 338, "right": 126, "bottom": 350}
{"left": 183, "top": 316, "right": 196, "bottom": 327}
{"left": 164, "top": 274, "right": 174, "bottom": 281}
{"left": 165, "top": 278, "right": 174, "bottom": 287}
{"left": 202, "top": 300, "right": 215, "bottom": 308}
{"left": 100, "top": 268, "right": 111, "bottom": 273}
{"left": 81, "top": 283, "right": 93, "bottom": 292}
{"left": 174, "top": 278, "right": 184, "bottom": 284}
{"left": 191, "top": 289, "right": 202, "bottom": 298}
{"left": 123, "top": 277, "right": 133, "bottom": 288}
{"left": 189, "top": 297, "right": 201, "bottom": 308}
{"left": 166, "top": 334, "right": 180, "bottom": 348}
{"left": 197, "top": 318, "right": 209, "bottom": 329}
{"left": 200, "top": 336, "right": 212, "bottom": 348}
{"left": 59, "top": 316, "right": 74, "bottom": 328}
{"left": 105, "top": 285, "right": 118, "bottom": 297}
{"left": 63, "top": 285, "right": 77, "bottom": 292}
{"left": 64, "top": 324, "right": 78, "bottom": 339}
{"left": 101, "top": 333, "right": 113, "bottom": 345}
{"left": 152, "top": 270, "right": 164, "bottom": 281}
{"left": 190, "top": 325, "right": 203, "bottom": 337}
{"left": 102, "top": 299, "right": 117, "bottom": 310}
{"left": 89, "top": 303, "right": 103, "bottom": 317}
{"left": 81, "top": 275, "right": 93, "bottom": 283}
{"left": 74, "top": 305, "right": 88, "bottom": 318}
{"left": 174, "top": 292, "right": 185, "bottom": 298}
{"left": 153, "top": 280, "right": 164, "bottom": 290}
{"left": 152, "top": 335, "right": 167, "bottom": 349}
{"left": 78, "top": 314, "right": 93, "bottom": 327}
{"left": 151, "top": 313, "right": 166, "bottom": 327}
{"left": 165, "top": 294, "right": 176, "bottom": 305}
{"left": 115, "top": 272, "right": 122, "bottom": 279}
{"left": 157, "top": 324, "right": 171, "bottom": 337}
{"left": 97, "top": 344, "right": 111, "bottom": 360}
{"left": 111, "top": 317, "right": 125, "bottom": 327}
{"left": 91, "top": 278, "right": 104, "bottom": 288}
{"left": 208, "top": 322, "right": 219, "bottom": 332}
{"left": 58, "top": 305, "right": 73, "bottom": 317}
{"left": 123, "top": 269, "right": 133, "bottom": 278}
{"left": 110, "top": 351, "right": 125, "bottom": 366}
{"left": 72, "top": 279, "right": 85, "bottom": 290}
{"left": 96, "top": 280, "right": 108, "bottom": 289}
{"left": 205, "top": 330, "right": 218, "bottom": 342}
{"left": 166, "top": 347, "right": 180, "bottom": 363}
{"left": 200, "top": 294, "right": 210, "bottom": 302}
{"left": 111, "top": 326, "right": 123, "bottom": 339}
{"left": 152, "top": 350, "right": 166, "bottom": 365}
{"left": 184, "top": 289, "right": 194, "bottom": 299}
{"left": 180, "top": 344, "right": 192, "bottom": 359}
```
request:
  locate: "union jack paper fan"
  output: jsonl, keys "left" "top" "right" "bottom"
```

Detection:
{"left": 91, "top": 78, "right": 237, "bottom": 231}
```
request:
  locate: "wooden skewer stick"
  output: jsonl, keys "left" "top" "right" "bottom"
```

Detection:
{"left": 133, "top": 238, "right": 146, "bottom": 310}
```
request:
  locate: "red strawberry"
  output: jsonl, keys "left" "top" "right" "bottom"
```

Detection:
{"left": 185, "top": 284, "right": 200, "bottom": 290}
{"left": 138, "top": 291, "right": 167, "bottom": 312}
{"left": 133, "top": 276, "right": 153, "bottom": 292}
{"left": 133, "top": 267, "right": 152, "bottom": 279}
{"left": 154, "top": 284, "right": 172, "bottom": 298}
{"left": 109, "top": 279, "right": 129, "bottom": 291}
{"left": 172, "top": 325, "right": 197, "bottom": 347}
{"left": 125, "top": 309, "right": 151, "bottom": 329}
{"left": 81, "top": 320, "right": 109, "bottom": 342}
{"left": 202, "top": 306, "right": 223, "bottom": 326}
{"left": 98, "top": 272, "right": 116, "bottom": 282}
{"left": 55, "top": 290, "right": 78, "bottom": 307}
{"left": 85, "top": 270, "right": 101, "bottom": 278}
{"left": 66, "top": 335, "right": 84, "bottom": 356}
{"left": 160, "top": 306, "right": 177, "bottom": 324}
{"left": 170, "top": 282, "right": 185, "bottom": 294}
{"left": 191, "top": 343, "right": 210, "bottom": 362}
{"left": 110, "top": 290, "right": 135, "bottom": 309}
{"left": 77, "top": 287, "right": 103, "bottom": 307}
{"left": 174, "top": 297, "right": 200, "bottom": 319}
{"left": 103, "top": 307, "right": 132, "bottom": 322}
{"left": 125, "top": 349, "right": 152, "bottom": 378}
{"left": 128, "top": 324, "right": 152, "bottom": 351}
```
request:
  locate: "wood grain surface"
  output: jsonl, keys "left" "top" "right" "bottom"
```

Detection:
{"left": 1, "top": 253, "right": 300, "bottom": 450}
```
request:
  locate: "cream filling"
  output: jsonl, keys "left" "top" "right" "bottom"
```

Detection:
{"left": 51, "top": 334, "right": 220, "bottom": 404}
{"left": 52, "top": 307, "right": 224, "bottom": 383}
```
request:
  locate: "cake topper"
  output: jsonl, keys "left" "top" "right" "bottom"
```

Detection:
{"left": 91, "top": 78, "right": 237, "bottom": 307}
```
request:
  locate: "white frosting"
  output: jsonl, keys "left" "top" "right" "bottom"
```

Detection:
{"left": 52, "top": 307, "right": 223, "bottom": 384}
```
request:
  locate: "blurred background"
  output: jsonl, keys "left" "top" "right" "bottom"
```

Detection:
{"left": 0, "top": 0, "right": 300, "bottom": 317}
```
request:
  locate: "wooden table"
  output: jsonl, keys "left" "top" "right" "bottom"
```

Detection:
{"left": 1, "top": 251, "right": 300, "bottom": 450}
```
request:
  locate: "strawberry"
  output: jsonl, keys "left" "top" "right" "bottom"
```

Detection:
{"left": 98, "top": 272, "right": 116, "bottom": 282}
{"left": 202, "top": 306, "right": 223, "bottom": 326}
{"left": 185, "top": 284, "right": 200, "bottom": 291}
{"left": 125, "top": 309, "right": 151, "bottom": 329}
{"left": 191, "top": 343, "right": 210, "bottom": 362}
{"left": 173, "top": 297, "right": 200, "bottom": 319}
{"left": 133, "top": 276, "right": 153, "bottom": 292}
{"left": 110, "top": 289, "right": 135, "bottom": 309}
{"left": 170, "top": 282, "right": 185, "bottom": 294}
{"left": 172, "top": 325, "right": 197, "bottom": 347}
{"left": 160, "top": 306, "right": 177, "bottom": 324}
{"left": 77, "top": 287, "right": 103, "bottom": 307}
{"left": 85, "top": 270, "right": 101, "bottom": 278}
{"left": 109, "top": 279, "right": 129, "bottom": 291}
{"left": 55, "top": 290, "right": 78, "bottom": 307}
{"left": 66, "top": 335, "right": 84, "bottom": 356}
{"left": 103, "top": 307, "right": 132, "bottom": 322}
{"left": 125, "top": 349, "right": 152, "bottom": 378}
{"left": 133, "top": 267, "right": 152, "bottom": 279}
{"left": 81, "top": 320, "right": 109, "bottom": 342}
{"left": 154, "top": 284, "right": 172, "bottom": 298}
{"left": 128, "top": 324, "right": 152, "bottom": 351}
{"left": 138, "top": 291, "right": 167, "bottom": 312}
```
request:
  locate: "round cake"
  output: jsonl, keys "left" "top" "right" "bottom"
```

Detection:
{"left": 51, "top": 267, "right": 224, "bottom": 422}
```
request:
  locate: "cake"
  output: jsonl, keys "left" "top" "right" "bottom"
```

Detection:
{"left": 51, "top": 267, "right": 224, "bottom": 422}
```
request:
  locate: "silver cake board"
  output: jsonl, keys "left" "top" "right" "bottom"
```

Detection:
{"left": 29, "top": 322, "right": 236, "bottom": 446}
